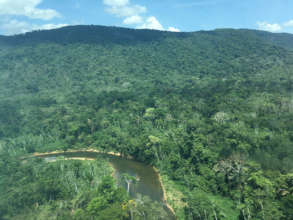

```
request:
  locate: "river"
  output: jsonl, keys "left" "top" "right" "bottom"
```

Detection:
{"left": 34, "top": 150, "right": 176, "bottom": 219}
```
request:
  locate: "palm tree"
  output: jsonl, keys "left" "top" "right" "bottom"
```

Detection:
{"left": 121, "top": 173, "right": 137, "bottom": 194}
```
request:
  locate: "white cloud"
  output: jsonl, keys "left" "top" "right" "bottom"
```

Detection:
{"left": 138, "top": 16, "right": 164, "bottom": 30}
{"left": 1, "top": 19, "right": 31, "bottom": 35}
{"left": 257, "top": 21, "right": 282, "bottom": 32}
{"left": 38, "top": 23, "right": 69, "bottom": 30}
{"left": 106, "top": 5, "right": 146, "bottom": 17}
{"left": 103, "top": 0, "right": 179, "bottom": 32}
{"left": 137, "top": 17, "right": 181, "bottom": 32}
{"left": 103, "top": 0, "right": 145, "bottom": 18}
{"left": 0, "top": 0, "right": 60, "bottom": 20}
{"left": 284, "top": 20, "right": 293, "bottom": 27}
{"left": 123, "top": 15, "right": 142, "bottom": 25}
{"left": 168, "top": 26, "right": 180, "bottom": 32}
{"left": 1, "top": 19, "right": 68, "bottom": 35}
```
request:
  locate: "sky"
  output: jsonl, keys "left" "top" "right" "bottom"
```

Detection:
{"left": 0, "top": 0, "right": 293, "bottom": 35}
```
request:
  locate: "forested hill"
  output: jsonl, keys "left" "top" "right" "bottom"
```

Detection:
{"left": 0, "top": 25, "right": 293, "bottom": 219}
{"left": 0, "top": 25, "right": 182, "bottom": 45}
{"left": 1, "top": 25, "right": 293, "bottom": 49}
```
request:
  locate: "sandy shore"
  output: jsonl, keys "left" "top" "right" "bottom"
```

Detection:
{"left": 46, "top": 157, "right": 96, "bottom": 162}
{"left": 33, "top": 148, "right": 123, "bottom": 157}
{"left": 153, "top": 167, "right": 177, "bottom": 217}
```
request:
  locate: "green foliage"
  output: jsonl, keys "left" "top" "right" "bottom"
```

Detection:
{"left": 185, "top": 189, "right": 224, "bottom": 220}
{"left": 0, "top": 26, "right": 293, "bottom": 219}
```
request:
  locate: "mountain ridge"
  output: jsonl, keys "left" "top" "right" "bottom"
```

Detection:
{"left": 0, "top": 25, "right": 293, "bottom": 50}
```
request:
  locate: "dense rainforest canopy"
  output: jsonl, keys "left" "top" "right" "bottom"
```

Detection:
{"left": 0, "top": 25, "right": 292, "bottom": 219}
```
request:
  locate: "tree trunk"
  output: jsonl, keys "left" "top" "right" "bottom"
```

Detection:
{"left": 127, "top": 180, "right": 130, "bottom": 193}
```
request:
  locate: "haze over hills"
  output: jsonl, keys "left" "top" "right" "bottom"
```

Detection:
{"left": 0, "top": 25, "right": 292, "bottom": 219}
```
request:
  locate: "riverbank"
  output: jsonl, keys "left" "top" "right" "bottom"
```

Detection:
{"left": 33, "top": 149, "right": 176, "bottom": 218}
{"left": 45, "top": 157, "right": 95, "bottom": 162}
{"left": 33, "top": 148, "right": 124, "bottom": 158}
{"left": 160, "top": 175, "right": 187, "bottom": 219}
{"left": 153, "top": 167, "right": 177, "bottom": 217}
{"left": 39, "top": 153, "right": 117, "bottom": 181}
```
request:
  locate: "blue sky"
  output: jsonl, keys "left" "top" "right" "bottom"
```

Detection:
{"left": 0, "top": 0, "right": 293, "bottom": 35}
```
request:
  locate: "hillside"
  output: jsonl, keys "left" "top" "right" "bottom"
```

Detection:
{"left": 0, "top": 25, "right": 292, "bottom": 219}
